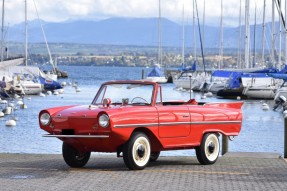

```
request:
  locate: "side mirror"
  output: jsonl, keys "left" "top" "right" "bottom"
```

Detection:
{"left": 103, "top": 98, "right": 111, "bottom": 107}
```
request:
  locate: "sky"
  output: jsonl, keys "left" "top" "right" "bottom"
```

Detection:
{"left": 1, "top": 0, "right": 283, "bottom": 27}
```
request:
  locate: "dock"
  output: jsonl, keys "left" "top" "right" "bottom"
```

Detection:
{"left": 0, "top": 153, "right": 287, "bottom": 190}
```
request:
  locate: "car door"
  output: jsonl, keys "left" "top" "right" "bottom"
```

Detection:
{"left": 156, "top": 105, "right": 191, "bottom": 138}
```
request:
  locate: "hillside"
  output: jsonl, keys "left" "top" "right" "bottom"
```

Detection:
{"left": 7, "top": 17, "right": 281, "bottom": 50}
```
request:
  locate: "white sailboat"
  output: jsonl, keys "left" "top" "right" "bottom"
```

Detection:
{"left": 243, "top": 86, "right": 277, "bottom": 99}
{"left": 173, "top": 4, "right": 190, "bottom": 89}
{"left": 206, "top": 0, "right": 226, "bottom": 93}
{"left": 146, "top": 0, "right": 167, "bottom": 83}
{"left": 173, "top": 1, "right": 210, "bottom": 91}
{"left": 18, "top": 0, "right": 42, "bottom": 95}
{"left": 241, "top": 0, "right": 284, "bottom": 99}
{"left": 242, "top": 73, "right": 282, "bottom": 99}
{"left": 6, "top": 0, "right": 43, "bottom": 95}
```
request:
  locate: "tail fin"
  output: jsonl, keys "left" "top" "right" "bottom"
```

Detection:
{"left": 203, "top": 102, "right": 243, "bottom": 109}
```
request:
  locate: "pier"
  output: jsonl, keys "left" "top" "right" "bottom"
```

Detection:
{"left": 0, "top": 153, "right": 287, "bottom": 190}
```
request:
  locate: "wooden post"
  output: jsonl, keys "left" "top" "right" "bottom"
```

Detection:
{"left": 221, "top": 135, "right": 229, "bottom": 155}
{"left": 284, "top": 116, "right": 287, "bottom": 158}
{"left": 141, "top": 69, "right": 145, "bottom": 80}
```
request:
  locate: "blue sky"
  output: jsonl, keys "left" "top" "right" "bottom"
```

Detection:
{"left": 2, "top": 0, "right": 281, "bottom": 27}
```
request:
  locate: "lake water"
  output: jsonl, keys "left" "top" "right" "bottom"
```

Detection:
{"left": 0, "top": 66, "right": 284, "bottom": 156}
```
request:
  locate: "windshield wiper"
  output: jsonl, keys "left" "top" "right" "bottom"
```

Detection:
{"left": 131, "top": 102, "right": 149, "bottom": 106}
{"left": 112, "top": 102, "right": 122, "bottom": 105}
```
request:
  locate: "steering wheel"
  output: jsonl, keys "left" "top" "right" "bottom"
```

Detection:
{"left": 131, "top": 97, "right": 149, "bottom": 104}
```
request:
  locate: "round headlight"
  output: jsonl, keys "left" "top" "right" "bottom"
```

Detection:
{"left": 99, "top": 114, "right": 109, "bottom": 128}
{"left": 40, "top": 113, "right": 51, "bottom": 126}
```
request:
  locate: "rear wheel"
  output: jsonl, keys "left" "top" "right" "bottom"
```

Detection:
{"left": 149, "top": 151, "right": 160, "bottom": 162}
{"left": 196, "top": 133, "right": 220, "bottom": 165}
{"left": 62, "top": 142, "right": 91, "bottom": 168}
{"left": 123, "top": 132, "right": 151, "bottom": 170}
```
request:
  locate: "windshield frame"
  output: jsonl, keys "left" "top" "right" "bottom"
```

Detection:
{"left": 91, "top": 81, "right": 157, "bottom": 106}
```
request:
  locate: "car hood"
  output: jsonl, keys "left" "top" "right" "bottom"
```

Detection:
{"left": 52, "top": 105, "right": 105, "bottom": 118}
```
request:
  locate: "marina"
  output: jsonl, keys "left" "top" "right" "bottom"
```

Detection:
{"left": 0, "top": 0, "right": 287, "bottom": 189}
{"left": 0, "top": 66, "right": 284, "bottom": 156}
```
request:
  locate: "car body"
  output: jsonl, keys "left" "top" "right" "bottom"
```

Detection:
{"left": 39, "top": 80, "right": 243, "bottom": 170}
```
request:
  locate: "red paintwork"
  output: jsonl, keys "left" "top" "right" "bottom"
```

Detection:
{"left": 39, "top": 80, "right": 243, "bottom": 153}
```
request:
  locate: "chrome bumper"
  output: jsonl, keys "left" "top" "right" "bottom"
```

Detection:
{"left": 42, "top": 134, "right": 109, "bottom": 138}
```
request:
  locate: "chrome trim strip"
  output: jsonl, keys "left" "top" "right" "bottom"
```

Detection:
{"left": 114, "top": 123, "right": 158, "bottom": 128}
{"left": 114, "top": 121, "right": 241, "bottom": 128}
{"left": 43, "top": 134, "right": 109, "bottom": 138}
{"left": 159, "top": 122, "right": 191, "bottom": 126}
{"left": 191, "top": 121, "right": 241, "bottom": 125}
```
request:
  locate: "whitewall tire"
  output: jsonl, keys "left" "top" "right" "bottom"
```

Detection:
{"left": 123, "top": 132, "right": 151, "bottom": 170}
{"left": 196, "top": 133, "right": 220, "bottom": 165}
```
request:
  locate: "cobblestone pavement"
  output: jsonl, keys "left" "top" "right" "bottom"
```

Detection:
{"left": 0, "top": 153, "right": 287, "bottom": 191}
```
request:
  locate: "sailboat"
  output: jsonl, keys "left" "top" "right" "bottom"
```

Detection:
{"left": 146, "top": 0, "right": 167, "bottom": 83}
{"left": 1, "top": 0, "right": 62, "bottom": 95}
{"left": 0, "top": 0, "right": 25, "bottom": 97}
{"left": 240, "top": 1, "right": 284, "bottom": 99}
{"left": 173, "top": 4, "right": 191, "bottom": 89}
{"left": 207, "top": 0, "right": 228, "bottom": 94}
{"left": 173, "top": 1, "right": 210, "bottom": 91}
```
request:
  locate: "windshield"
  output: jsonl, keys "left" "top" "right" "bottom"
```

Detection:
{"left": 92, "top": 83, "right": 154, "bottom": 106}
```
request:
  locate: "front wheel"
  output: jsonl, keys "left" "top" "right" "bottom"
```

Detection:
{"left": 123, "top": 132, "right": 151, "bottom": 170}
{"left": 195, "top": 133, "right": 220, "bottom": 165}
{"left": 62, "top": 142, "right": 91, "bottom": 168}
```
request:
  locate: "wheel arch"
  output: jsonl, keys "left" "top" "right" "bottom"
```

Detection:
{"left": 202, "top": 130, "right": 223, "bottom": 139}
{"left": 132, "top": 127, "right": 163, "bottom": 152}
{"left": 195, "top": 130, "right": 221, "bottom": 147}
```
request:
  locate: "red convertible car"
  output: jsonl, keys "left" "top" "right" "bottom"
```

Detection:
{"left": 39, "top": 80, "right": 243, "bottom": 170}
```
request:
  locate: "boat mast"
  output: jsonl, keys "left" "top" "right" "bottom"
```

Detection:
{"left": 1, "top": 0, "right": 4, "bottom": 62}
{"left": 202, "top": 0, "right": 205, "bottom": 58}
{"left": 157, "top": 0, "right": 162, "bottom": 68}
{"left": 279, "top": 0, "right": 282, "bottom": 69}
{"left": 274, "top": 0, "right": 287, "bottom": 67}
{"left": 261, "top": 0, "right": 266, "bottom": 66}
{"left": 245, "top": 0, "right": 250, "bottom": 69}
{"left": 272, "top": 0, "right": 275, "bottom": 68}
{"left": 194, "top": 0, "right": 206, "bottom": 74}
{"left": 193, "top": 0, "right": 196, "bottom": 61}
{"left": 219, "top": 0, "right": 223, "bottom": 69}
{"left": 5, "top": 22, "right": 8, "bottom": 59}
{"left": 237, "top": 0, "right": 242, "bottom": 69}
{"left": 285, "top": 0, "right": 287, "bottom": 66}
{"left": 252, "top": 4, "right": 256, "bottom": 68}
{"left": 25, "top": 0, "right": 28, "bottom": 66}
{"left": 181, "top": 4, "right": 185, "bottom": 66}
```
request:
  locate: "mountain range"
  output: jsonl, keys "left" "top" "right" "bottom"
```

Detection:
{"left": 6, "top": 17, "right": 282, "bottom": 50}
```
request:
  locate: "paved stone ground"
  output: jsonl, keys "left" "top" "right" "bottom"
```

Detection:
{"left": 0, "top": 153, "right": 287, "bottom": 191}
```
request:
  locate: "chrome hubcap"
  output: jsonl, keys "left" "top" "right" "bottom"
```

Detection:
{"left": 136, "top": 145, "right": 145, "bottom": 158}
{"left": 208, "top": 142, "right": 215, "bottom": 154}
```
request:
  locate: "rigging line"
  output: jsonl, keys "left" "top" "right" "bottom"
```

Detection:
{"left": 32, "top": 0, "right": 56, "bottom": 73}
{"left": 266, "top": 24, "right": 276, "bottom": 64}
{"left": 275, "top": 0, "right": 286, "bottom": 29}
{"left": 194, "top": 0, "right": 206, "bottom": 75}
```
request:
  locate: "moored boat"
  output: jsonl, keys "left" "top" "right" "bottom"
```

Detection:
{"left": 146, "top": 65, "right": 167, "bottom": 83}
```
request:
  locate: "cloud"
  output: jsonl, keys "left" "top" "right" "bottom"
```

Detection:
{"left": 2, "top": 0, "right": 282, "bottom": 27}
